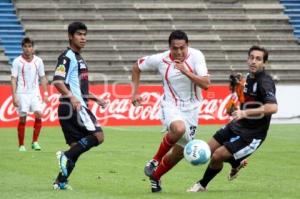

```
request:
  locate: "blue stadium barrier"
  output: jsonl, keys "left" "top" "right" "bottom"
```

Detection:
{"left": 0, "top": 0, "right": 25, "bottom": 64}
{"left": 281, "top": 0, "right": 300, "bottom": 42}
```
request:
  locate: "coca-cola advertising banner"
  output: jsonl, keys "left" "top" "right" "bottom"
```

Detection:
{"left": 0, "top": 84, "right": 231, "bottom": 127}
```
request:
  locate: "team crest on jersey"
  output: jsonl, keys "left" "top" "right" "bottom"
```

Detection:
{"left": 54, "top": 64, "right": 66, "bottom": 77}
{"left": 79, "top": 60, "right": 87, "bottom": 69}
{"left": 267, "top": 91, "right": 275, "bottom": 97}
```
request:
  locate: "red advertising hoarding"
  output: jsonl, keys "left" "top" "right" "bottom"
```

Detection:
{"left": 0, "top": 84, "right": 231, "bottom": 127}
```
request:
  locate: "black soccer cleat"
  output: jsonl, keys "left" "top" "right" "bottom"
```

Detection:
{"left": 150, "top": 178, "right": 162, "bottom": 193}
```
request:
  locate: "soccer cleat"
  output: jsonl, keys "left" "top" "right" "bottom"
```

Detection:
{"left": 56, "top": 151, "right": 69, "bottom": 177}
{"left": 144, "top": 159, "right": 159, "bottom": 177}
{"left": 186, "top": 182, "right": 206, "bottom": 192}
{"left": 32, "top": 142, "right": 41, "bottom": 151}
{"left": 150, "top": 178, "right": 162, "bottom": 193}
{"left": 19, "top": 145, "right": 26, "bottom": 152}
{"left": 53, "top": 182, "right": 73, "bottom": 190}
{"left": 228, "top": 159, "right": 248, "bottom": 181}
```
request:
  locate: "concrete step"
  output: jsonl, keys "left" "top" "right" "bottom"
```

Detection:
{"left": 0, "top": 24, "right": 23, "bottom": 30}
{"left": 34, "top": 43, "right": 300, "bottom": 50}
{"left": 16, "top": 8, "right": 283, "bottom": 17}
{"left": 35, "top": 46, "right": 300, "bottom": 57}
{"left": 20, "top": 18, "right": 290, "bottom": 26}
{"left": 24, "top": 23, "right": 293, "bottom": 31}
{"left": 12, "top": 0, "right": 283, "bottom": 3}
{"left": 18, "top": 12, "right": 289, "bottom": 20}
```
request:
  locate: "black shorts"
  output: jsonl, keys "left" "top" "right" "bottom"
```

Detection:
{"left": 58, "top": 102, "right": 103, "bottom": 145}
{"left": 213, "top": 125, "right": 264, "bottom": 161}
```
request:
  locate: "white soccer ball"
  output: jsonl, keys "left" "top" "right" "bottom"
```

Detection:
{"left": 184, "top": 139, "right": 211, "bottom": 165}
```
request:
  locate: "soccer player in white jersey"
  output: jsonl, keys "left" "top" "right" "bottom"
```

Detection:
{"left": 131, "top": 30, "right": 210, "bottom": 192}
{"left": 11, "top": 37, "right": 49, "bottom": 152}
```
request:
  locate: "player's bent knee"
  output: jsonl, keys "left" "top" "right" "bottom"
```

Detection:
{"left": 34, "top": 111, "right": 43, "bottom": 119}
{"left": 211, "top": 151, "right": 223, "bottom": 163}
{"left": 94, "top": 132, "right": 104, "bottom": 145}
{"left": 19, "top": 116, "right": 27, "bottom": 124}
{"left": 170, "top": 122, "right": 186, "bottom": 136}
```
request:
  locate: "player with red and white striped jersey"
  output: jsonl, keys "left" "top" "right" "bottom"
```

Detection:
{"left": 131, "top": 30, "right": 210, "bottom": 192}
{"left": 11, "top": 37, "right": 49, "bottom": 151}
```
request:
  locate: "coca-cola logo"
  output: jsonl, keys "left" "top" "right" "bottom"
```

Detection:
{"left": 0, "top": 96, "right": 18, "bottom": 122}
{"left": 91, "top": 92, "right": 162, "bottom": 125}
{"left": 0, "top": 85, "right": 231, "bottom": 126}
{"left": 199, "top": 94, "right": 231, "bottom": 121}
{"left": 0, "top": 94, "right": 60, "bottom": 122}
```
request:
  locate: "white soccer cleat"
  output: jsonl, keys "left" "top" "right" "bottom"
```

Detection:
{"left": 19, "top": 145, "right": 26, "bottom": 152}
{"left": 32, "top": 142, "right": 41, "bottom": 151}
{"left": 187, "top": 182, "right": 206, "bottom": 192}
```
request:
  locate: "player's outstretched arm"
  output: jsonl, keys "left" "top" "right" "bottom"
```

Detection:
{"left": 88, "top": 92, "right": 107, "bottom": 108}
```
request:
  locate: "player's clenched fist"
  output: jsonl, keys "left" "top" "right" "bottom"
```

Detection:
{"left": 131, "top": 95, "right": 143, "bottom": 106}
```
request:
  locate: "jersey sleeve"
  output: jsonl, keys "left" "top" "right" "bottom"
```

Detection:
{"left": 259, "top": 76, "right": 277, "bottom": 104}
{"left": 137, "top": 53, "right": 161, "bottom": 71}
{"left": 193, "top": 51, "right": 209, "bottom": 76}
{"left": 11, "top": 59, "right": 18, "bottom": 78}
{"left": 53, "top": 55, "right": 71, "bottom": 81}
{"left": 37, "top": 58, "right": 45, "bottom": 77}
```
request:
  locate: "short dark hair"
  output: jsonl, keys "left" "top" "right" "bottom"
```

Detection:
{"left": 68, "top": 21, "right": 87, "bottom": 35}
{"left": 248, "top": 45, "right": 269, "bottom": 63}
{"left": 168, "top": 30, "right": 188, "bottom": 46}
{"left": 21, "top": 37, "right": 34, "bottom": 47}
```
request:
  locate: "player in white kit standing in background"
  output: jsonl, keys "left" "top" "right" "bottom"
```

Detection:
{"left": 11, "top": 37, "right": 49, "bottom": 152}
{"left": 131, "top": 30, "right": 210, "bottom": 192}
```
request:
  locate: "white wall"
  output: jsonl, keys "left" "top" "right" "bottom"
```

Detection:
{"left": 272, "top": 84, "right": 300, "bottom": 123}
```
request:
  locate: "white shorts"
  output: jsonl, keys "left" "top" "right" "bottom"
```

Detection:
{"left": 160, "top": 103, "right": 199, "bottom": 147}
{"left": 16, "top": 93, "right": 43, "bottom": 117}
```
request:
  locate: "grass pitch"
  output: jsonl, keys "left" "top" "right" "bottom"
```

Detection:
{"left": 0, "top": 124, "right": 299, "bottom": 199}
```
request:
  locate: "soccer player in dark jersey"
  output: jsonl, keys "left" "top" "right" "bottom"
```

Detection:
{"left": 52, "top": 22, "right": 107, "bottom": 190}
{"left": 187, "top": 45, "right": 278, "bottom": 192}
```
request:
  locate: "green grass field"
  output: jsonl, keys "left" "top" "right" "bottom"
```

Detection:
{"left": 0, "top": 124, "right": 299, "bottom": 199}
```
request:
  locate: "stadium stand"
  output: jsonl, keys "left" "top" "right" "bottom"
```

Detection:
{"left": 0, "top": 0, "right": 299, "bottom": 84}
{"left": 0, "top": 45, "right": 10, "bottom": 80}
{"left": 0, "top": 0, "right": 24, "bottom": 63}
{"left": 0, "top": 0, "right": 24, "bottom": 84}
{"left": 281, "top": 0, "right": 300, "bottom": 39}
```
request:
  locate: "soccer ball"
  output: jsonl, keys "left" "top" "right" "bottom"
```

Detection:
{"left": 184, "top": 139, "right": 211, "bottom": 166}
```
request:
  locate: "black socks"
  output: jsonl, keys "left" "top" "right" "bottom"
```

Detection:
{"left": 199, "top": 167, "right": 222, "bottom": 188}
{"left": 65, "top": 134, "right": 99, "bottom": 162}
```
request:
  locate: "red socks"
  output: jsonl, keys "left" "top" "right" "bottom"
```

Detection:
{"left": 17, "top": 121, "right": 26, "bottom": 146}
{"left": 32, "top": 118, "right": 42, "bottom": 142}
{"left": 153, "top": 133, "right": 176, "bottom": 162}
{"left": 152, "top": 155, "right": 177, "bottom": 180}
{"left": 17, "top": 118, "right": 42, "bottom": 146}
